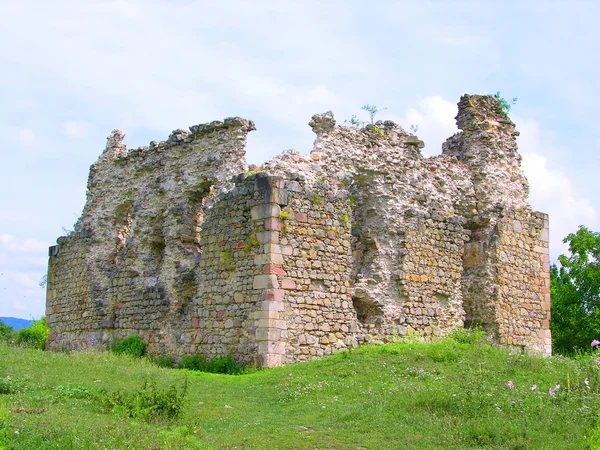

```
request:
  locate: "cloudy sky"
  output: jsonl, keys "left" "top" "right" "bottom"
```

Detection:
{"left": 1, "top": 0, "right": 598, "bottom": 319}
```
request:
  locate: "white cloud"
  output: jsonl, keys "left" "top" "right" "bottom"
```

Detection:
{"left": 0, "top": 235, "right": 49, "bottom": 317}
{"left": 12, "top": 272, "right": 39, "bottom": 289}
{"left": 397, "top": 96, "right": 458, "bottom": 155}
{"left": 25, "top": 257, "right": 49, "bottom": 268}
{"left": 0, "top": 127, "right": 38, "bottom": 147}
{"left": 0, "top": 0, "right": 366, "bottom": 154}
{"left": 518, "top": 119, "right": 598, "bottom": 260}
{"left": 13, "top": 301, "right": 27, "bottom": 312}
{"left": 16, "top": 128, "right": 37, "bottom": 146}
{"left": 63, "top": 120, "right": 91, "bottom": 138}
{"left": 0, "top": 234, "right": 49, "bottom": 254}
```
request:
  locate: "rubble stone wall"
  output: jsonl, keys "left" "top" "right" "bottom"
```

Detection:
{"left": 46, "top": 94, "right": 552, "bottom": 366}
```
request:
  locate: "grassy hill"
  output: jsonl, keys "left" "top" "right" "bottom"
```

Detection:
{"left": 1, "top": 335, "right": 600, "bottom": 449}
{"left": 0, "top": 318, "right": 32, "bottom": 331}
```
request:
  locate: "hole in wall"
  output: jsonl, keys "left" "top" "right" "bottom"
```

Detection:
{"left": 352, "top": 296, "right": 384, "bottom": 326}
{"left": 436, "top": 293, "right": 449, "bottom": 308}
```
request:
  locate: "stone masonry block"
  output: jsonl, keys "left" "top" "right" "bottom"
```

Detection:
{"left": 254, "top": 310, "right": 281, "bottom": 320}
{"left": 253, "top": 274, "right": 279, "bottom": 290}
{"left": 254, "top": 253, "right": 284, "bottom": 266}
{"left": 256, "top": 328, "right": 282, "bottom": 341}
{"left": 251, "top": 204, "right": 281, "bottom": 220}
{"left": 260, "top": 353, "right": 284, "bottom": 368}
{"left": 260, "top": 300, "right": 284, "bottom": 312}
{"left": 262, "top": 289, "right": 285, "bottom": 301}
{"left": 280, "top": 279, "right": 296, "bottom": 290}
{"left": 258, "top": 341, "right": 286, "bottom": 355}
{"left": 257, "top": 318, "right": 287, "bottom": 329}
{"left": 263, "top": 264, "right": 287, "bottom": 276}
{"left": 266, "top": 187, "right": 288, "bottom": 205}
{"left": 265, "top": 217, "right": 282, "bottom": 231}
{"left": 257, "top": 231, "right": 279, "bottom": 244}
{"left": 264, "top": 243, "right": 292, "bottom": 255}
{"left": 295, "top": 212, "right": 308, "bottom": 222}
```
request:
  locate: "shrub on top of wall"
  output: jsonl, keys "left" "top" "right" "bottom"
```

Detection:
{"left": 112, "top": 335, "right": 147, "bottom": 358}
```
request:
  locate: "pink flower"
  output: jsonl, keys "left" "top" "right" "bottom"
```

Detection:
{"left": 549, "top": 388, "right": 556, "bottom": 397}
{"left": 531, "top": 384, "right": 537, "bottom": 391}
{"left": 594, "top": 360, "right": 600, "bottom": 365}
{"left": 592, "top": 340, "right": 600, "bottom": 348}
{"left": 507, "top": 381, "right": 514, "bottom": 389}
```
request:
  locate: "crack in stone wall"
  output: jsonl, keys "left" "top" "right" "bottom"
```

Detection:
{"left": 45, "top": 94, "right": 551, "bottom": 366}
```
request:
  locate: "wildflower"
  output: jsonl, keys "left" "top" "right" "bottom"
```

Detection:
{"left": 592, "top": 340, "right": 600, "bottom": 348}
{"left": 595, "top": 360, "right": 600, "bottom": 365}
{"left": 507, "top": 381, "right": 514, "bottom": 389}
{"left": 531, "top": 384, "right": 537, "bottom": 391}
{"left": 549, "top": 388, "right": 556, "bottom": 397}
{"left": 585, "top": 378, "right": 590, "bottom": 389}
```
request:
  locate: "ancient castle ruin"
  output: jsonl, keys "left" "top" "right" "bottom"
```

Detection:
{"left": 45, "top": 94, "right": 552, "bottom": 367}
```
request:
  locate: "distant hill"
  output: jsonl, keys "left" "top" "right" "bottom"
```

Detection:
{"left": 0, "top": 317, "right": 33, "bottom": 330}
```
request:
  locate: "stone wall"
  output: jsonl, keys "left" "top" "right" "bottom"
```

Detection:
{"left": 46, "top": 94, "right": 552, "bottom": 366}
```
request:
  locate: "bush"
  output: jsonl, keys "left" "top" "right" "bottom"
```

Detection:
{"left": 16, "top": 317, "right": 49, "bottom": 350}
{"left": 112, "top": 335, "right": 147, "bottom": 358}
{"left": 148, "top": 353, "right": 175, "bottom": 368}
{"left": 101, "top": 378, "right": 187, "bottom": 421}
{"left": 0, "top": 323, "right": 14, "bottom": 343}
{"left": 450, "top": 326, "right": 488, "bottom": 345}
{"left": 180, "top": 353, "right": 244, "bottom": 375}
{"left": 180, "top": 354, "right": 209, "bottom": 371}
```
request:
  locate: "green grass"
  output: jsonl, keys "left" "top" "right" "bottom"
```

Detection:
{"left": 1, "top": 338, "right": 600, "bottom": 449}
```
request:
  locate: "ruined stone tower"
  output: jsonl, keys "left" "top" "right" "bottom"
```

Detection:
{"left": 45, "top": 94, "right": 551, "bottom": 367}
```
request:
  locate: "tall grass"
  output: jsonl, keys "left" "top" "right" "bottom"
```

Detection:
{"left": 1, "top": 335, "right": 600, "bottom": 449}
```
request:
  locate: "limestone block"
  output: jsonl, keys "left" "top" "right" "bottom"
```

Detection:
{"left": 260, "top": 300, "right": 285, "bottom": 312}
{"left": 251, "top": 204, "right": 281, "bottom": 220}
{"left": 253, "top": 274, "right": 279, "bottom": 290}
{"left": 262, "top": 289, "right": 285, "bottom": 301}
{"left": 258, "top": 341, "right": 286, "bottom": 354}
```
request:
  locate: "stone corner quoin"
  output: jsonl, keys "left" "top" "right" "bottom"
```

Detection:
{"left": 44, "top": 94, "right": 552, "bottom": 367}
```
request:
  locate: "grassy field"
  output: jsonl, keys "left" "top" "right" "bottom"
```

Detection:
{"left": 1, "top": 335, "right": 600, "bottom": 449}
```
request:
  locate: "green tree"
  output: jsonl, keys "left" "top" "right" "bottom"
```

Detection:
{"left": 551, "top": 226, "right": 600, "bottom": 355}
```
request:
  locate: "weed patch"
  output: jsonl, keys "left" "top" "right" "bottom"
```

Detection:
{"left": 180, "top": 353, "right": 244, "bottom": 375}
{"left": 111, "top": 335, "right": 147, "bottom": 358}
{"left": 101, "top": 378, "right": 187, "bottom": 421}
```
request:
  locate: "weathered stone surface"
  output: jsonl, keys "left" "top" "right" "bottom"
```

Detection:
{"left": 45, "top": 94, "right": 551, "bottom": 367}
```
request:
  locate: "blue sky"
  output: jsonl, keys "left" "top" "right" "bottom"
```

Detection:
{"left": 1, "top": 0, "right": 598, "bottom": 319}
